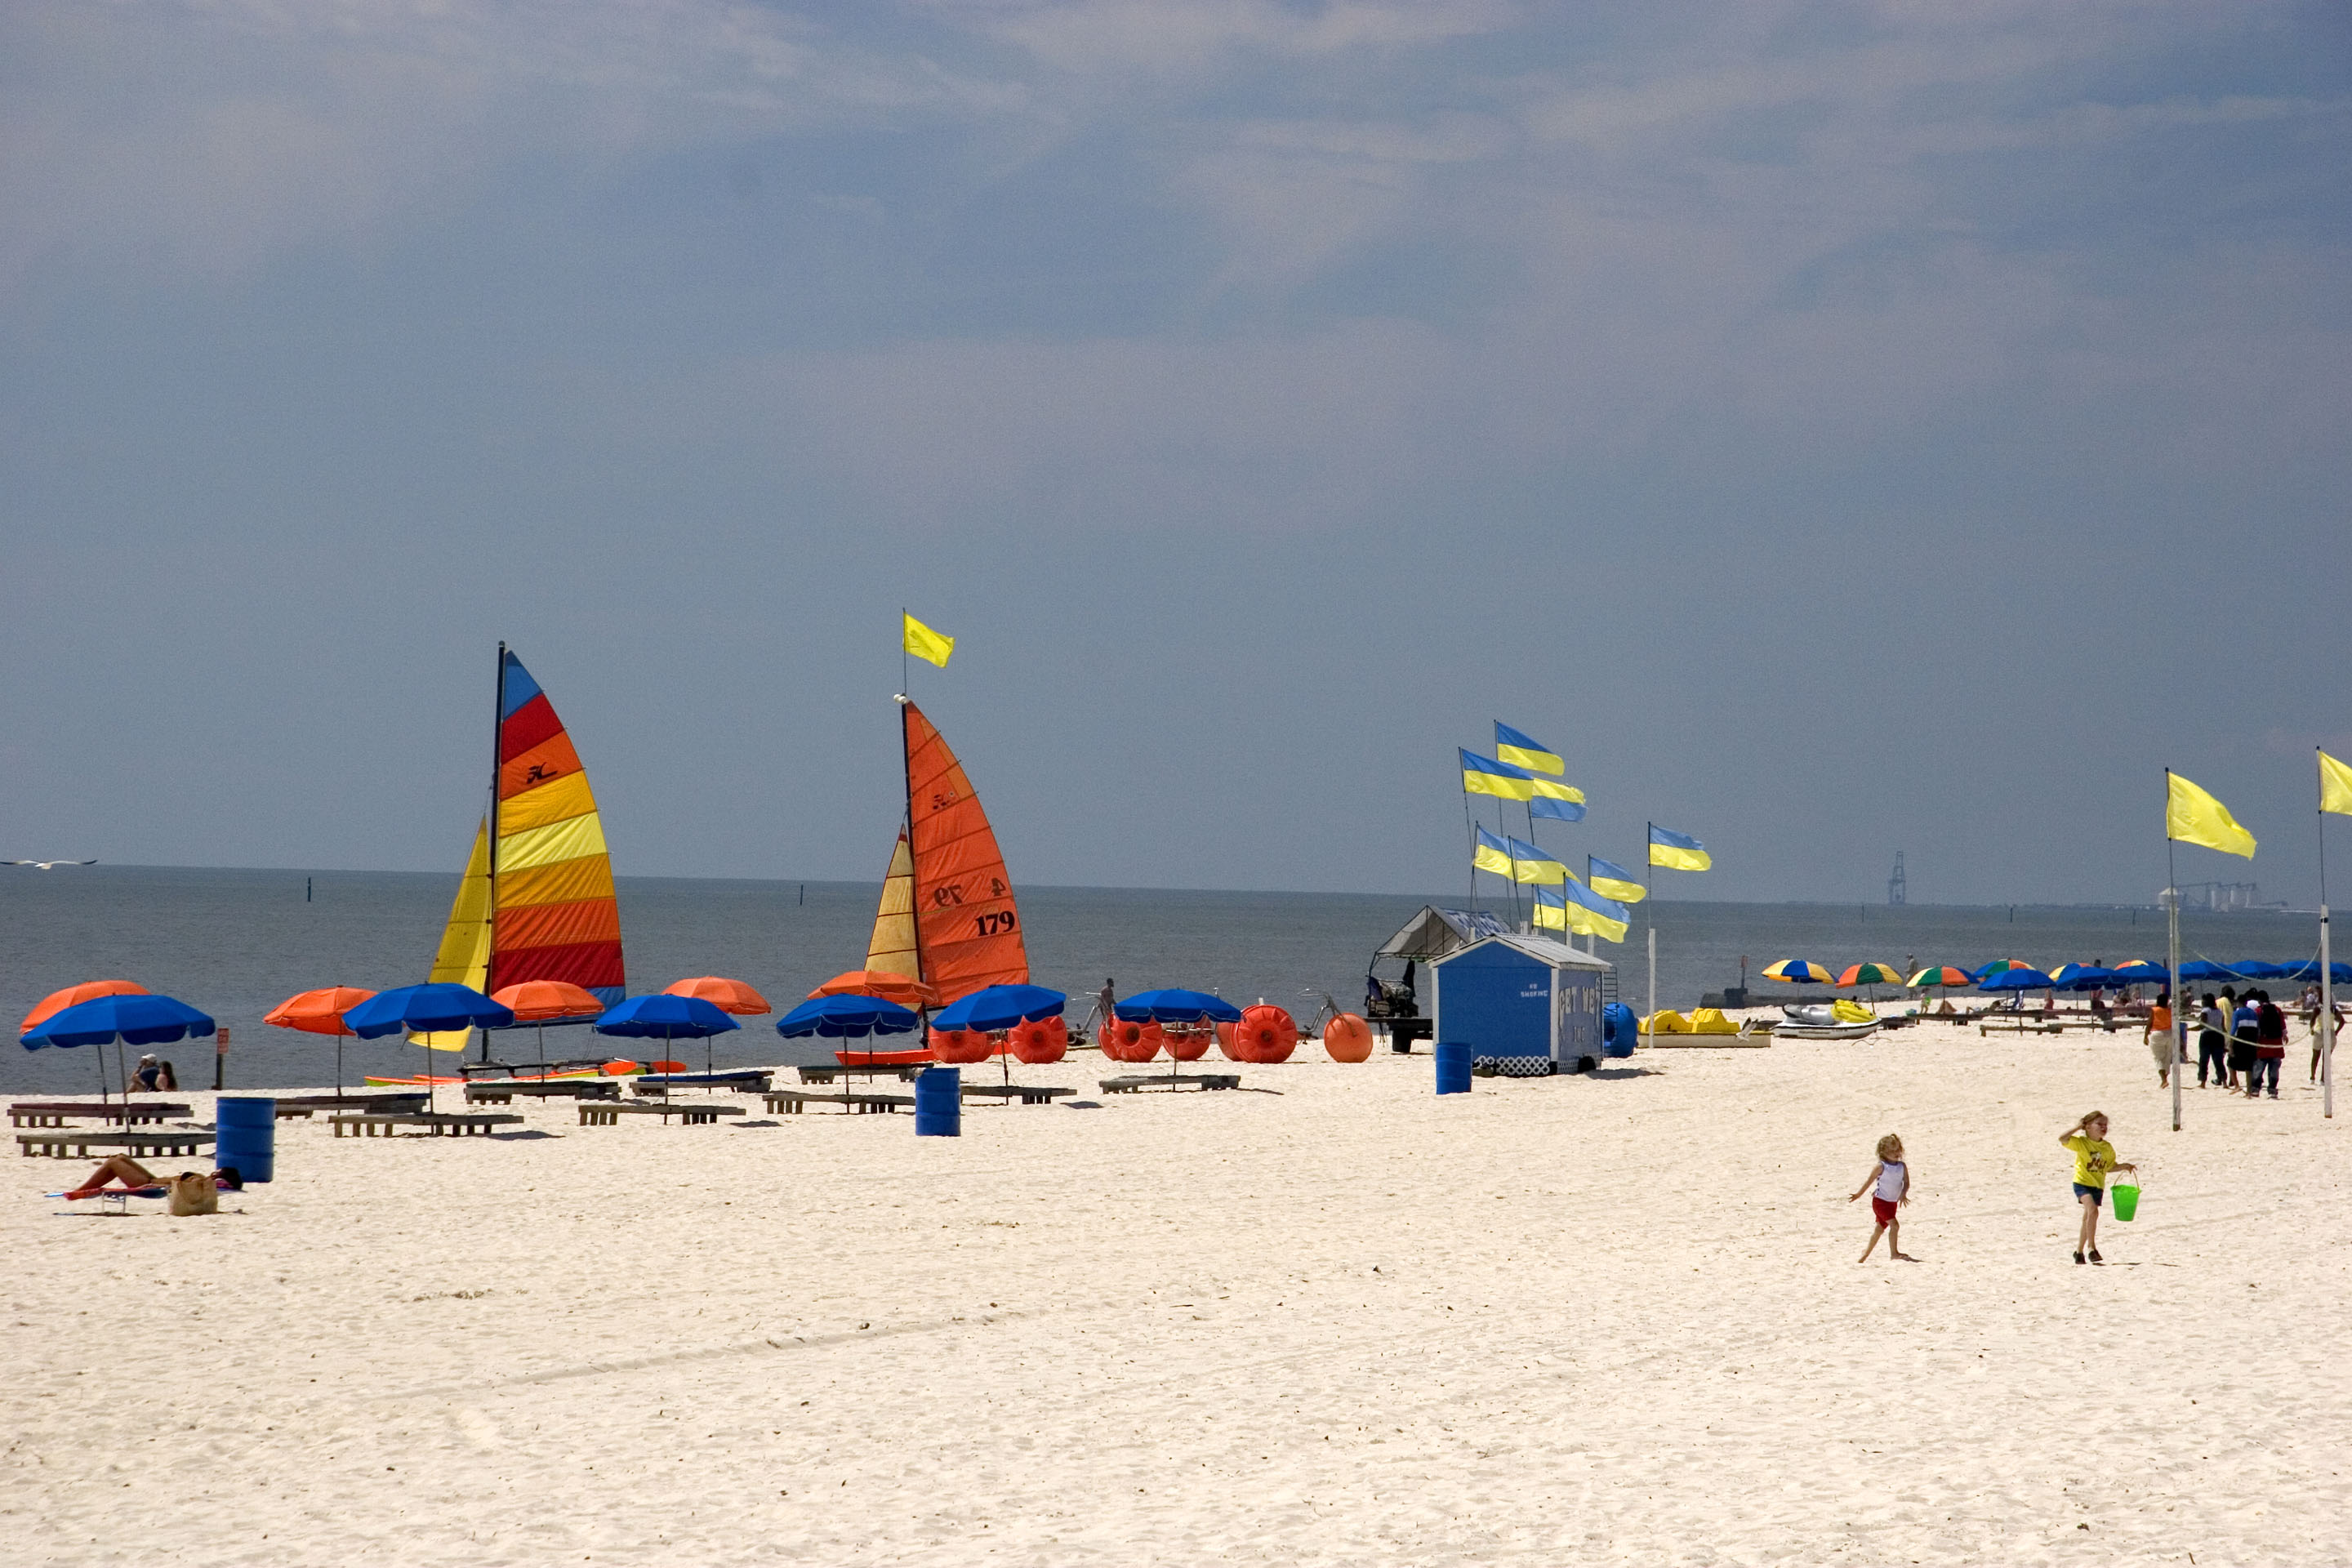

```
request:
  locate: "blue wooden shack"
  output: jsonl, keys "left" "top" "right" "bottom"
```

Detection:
{"left": 1429, "top": 933, "right": 1614, "bottom": 1073}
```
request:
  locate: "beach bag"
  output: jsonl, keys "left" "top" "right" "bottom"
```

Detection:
{"left": 167, "top": 1174, "right": 218, "bottom": 1217}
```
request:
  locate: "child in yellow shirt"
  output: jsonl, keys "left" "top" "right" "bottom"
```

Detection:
{"left": 2060, "top": 1111, "right": 2136, "bottom": 1266}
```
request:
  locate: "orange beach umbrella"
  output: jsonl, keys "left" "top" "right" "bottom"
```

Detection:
{"left": 23, "top": 980, "right": 149, "bottom": 1035}
{"left": 663, "top": 976, "right": 772, "bottom": 1014}
{"left": 491, "top": 980, "right": 607, "bottom": 1022}
{"left": 264, "top": 985, "right": 379, "bottom": 1095}
{"left": 809, "top": 970, "right": 942, "bottom": 1009}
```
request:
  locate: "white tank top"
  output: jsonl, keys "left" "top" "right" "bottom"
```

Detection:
{"left": 1876, "top": 1160, "right": 1906, "bottom": 1200}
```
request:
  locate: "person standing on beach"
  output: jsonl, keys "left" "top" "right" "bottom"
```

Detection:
{"left": 2314, "top": 998, "right": 2345, "bottom": 1083}
{"left": 2197, "top": 993, "right": 2230, "bottom": 1088}
{"left": 1847, "top": 1134, "right": 1916, "bottom": 1263}
{"left": 2230, "top": 993, "right": 2260, "bottom": 1093}
{"left": 2061, "top": 1113, "right": 2135, "bottom": 1266}
{"left": 2252, "top": 991, "right": 2287, "bottom": 1098}
{"left": 2144, "top": 991, "right": 2176, "bottom": 1087}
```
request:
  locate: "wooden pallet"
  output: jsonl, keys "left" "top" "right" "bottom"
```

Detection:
{"left": 577, "top": 1102, "right": 746, "bottom": 1125}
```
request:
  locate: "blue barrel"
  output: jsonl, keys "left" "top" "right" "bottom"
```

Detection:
{"left": 213, "top": 1096, "right": 277, "bottom": 1183}
{"left": 1602, "top": 1003, "right": 1639, "bottom": 1058}
{"left": 913, "top": 1067, "right": 961, "bottom": 1137}
{"left": 1434, "top": 1041, "right": 1472, "bottom": 1096}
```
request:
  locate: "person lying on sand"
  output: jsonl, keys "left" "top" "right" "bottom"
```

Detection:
{"left": 66, "top": 1155, "right": 242, "bottom": 1201}
{"left": 1848, "top": 1133, "right": 1917, "bottom": 1262}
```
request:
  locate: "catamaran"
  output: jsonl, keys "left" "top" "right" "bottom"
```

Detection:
{"left": 839, "top": 696, "right": 1029, "bottom": 1066}
{"left": 369, "top": 646, "right": 626, "bottom": 1083}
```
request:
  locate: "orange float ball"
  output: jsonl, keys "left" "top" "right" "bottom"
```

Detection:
{"left": 1165, "top": 1026, "right": 1211, "bottom": 1061}
{"left": 1322, "top": 1012, "right": 1374, "bottom": 1062}
{"left": 1099, "top": 1017, "right": 1160, "bottom": 1062}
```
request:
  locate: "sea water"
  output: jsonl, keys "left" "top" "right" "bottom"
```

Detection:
{"left": 0, "top": 865, "right": 2324, "bottom": 1094}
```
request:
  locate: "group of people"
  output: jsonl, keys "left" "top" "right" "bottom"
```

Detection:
{"left": 2149, "top": 987, "right": 2341, "bottom": 1098}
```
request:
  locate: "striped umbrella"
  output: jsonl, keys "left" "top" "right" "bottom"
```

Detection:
{"left": 1838, "top": 963, "right": 1904, "bottom": 988}
{"left": 1762, "top": 960, "right": 1834, "bottom": 984}
{"left": 1972, "top": 959, "right": 2038, "bottom": 981}
{"left": 1905, "top": 966, "right": 1973, "bottom": 988}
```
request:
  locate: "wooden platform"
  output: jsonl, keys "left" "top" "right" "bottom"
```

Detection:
{"left": 467, "top": 1080, "right": 621, "bottom": 1103}
{"left": 763, "top": 1089, "right": 913, "bottom": 1115}
{"left": 274, "top": 1093, "right": 430, "bottom": 1118}
{"left": 17, "top": 1128, "right": 216, "bottom": 1159}
{"left": 631, "top": 1071, "right": 773, "bottom": 1094}
{"left": 1100, "top": 1074, "right": 1241, "bottom": 1094}
{"left": 795, "top": 1065, "right": 923, "bottom": 1085}
{"left": 10, "top": 1101, "right": 190, "bottom": 1128}
{"left": 577, "top": 1102, "right": 746, "bottom": 1125}
{"left": 959, "top": 1084, "right": 1076, "bottom": 1105}
{"left": 1645, "top": 1037, "right": 1772, "bottom": 1049}
{"left": 328, "top": 1112, "right": 525, "bottom": 1138}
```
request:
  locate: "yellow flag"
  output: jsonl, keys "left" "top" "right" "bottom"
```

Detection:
{"left": 2166, "top": 771, "right": 2256, "bottom": 859}
{"left": 2322, "top": 750, "right": 2352, "bottom": 817}
{"left": 902, "top": 613, "right": 955, "bottom": 669}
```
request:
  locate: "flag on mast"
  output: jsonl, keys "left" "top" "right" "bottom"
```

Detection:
{"left": 1494, "top": 723, "right": 1564, "bottom": 776}
{"left": 1563, "top": 880, "right": 1632, "bottom": 942}
{"left": 1460, "top": 750, "right": 1537, "bottom": 801}
{"left": 2322, "top": 750, "right": 2352, "bottom": 817}
{"left": 1472, "top": 827, "right": 1515, "bottom": 877}
{"left": 902, "top": 613, "right": 956, "bottom": 669}
{"left": 1505, "top": 837, "right": 1569, "bottom": 885}
{"left": 2165, "top": 771, "right": 2256, "bottom": 858}
{"left": 1648, "top": 825, "right": 1711, "bottom": 871}
{"left": 1588, "top": 856, "right": 1648, "bottom": 903}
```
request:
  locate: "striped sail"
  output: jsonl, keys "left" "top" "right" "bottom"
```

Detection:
{"left": 415, "top": 820, "right": 493, "bottom": 1050}
{"left": 902, "top": 698, "right": 1027, "bottom": 1003}
{"left": 490, "top": 651, "right": 625, "bottom": 999}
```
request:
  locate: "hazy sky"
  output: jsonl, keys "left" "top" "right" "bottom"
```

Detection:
{"left": 4, "top": 1, "right": 2347, "bottom": 906}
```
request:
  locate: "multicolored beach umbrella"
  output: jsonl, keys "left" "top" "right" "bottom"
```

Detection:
{"left": 1762, "top": 960, "right": 1833, "bottom": 984}
{"left": 2108, "top": 960, "right": 2167, "bottom": 984}
{"left": 1838, "top": 963, "right": 1905, "bottom": 988}
{"left": 1971, "top": 959, "right": 2037, "bottom": 981}
{"left": 1904, "top": 966, "right": 1973, "bottom": 988}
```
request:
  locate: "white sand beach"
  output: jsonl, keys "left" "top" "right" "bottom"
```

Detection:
{"left": 7, "top": 1020, "right": 2350, "bottom": 1566}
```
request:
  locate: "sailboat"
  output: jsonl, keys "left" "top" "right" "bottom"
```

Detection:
{"left": 838, "top": 697, "right": 1029, "bottom": 1066}
{"left": 372, "top": 646, "right": 626, "bottom": 1082}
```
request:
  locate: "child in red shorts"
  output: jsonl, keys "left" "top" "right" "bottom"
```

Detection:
{"left": 1848, "top": 1133, "right": 1916, "bottom": 1262}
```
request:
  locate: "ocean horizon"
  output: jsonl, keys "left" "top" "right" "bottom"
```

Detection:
{"left": 2, "top": 863, "right": 2328, "bottom": 1094}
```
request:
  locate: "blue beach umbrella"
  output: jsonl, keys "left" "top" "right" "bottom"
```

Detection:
{"left": 2177, "top": 960, "right": 2241, "bottom": 982}
{"left": 1114, "top": 988, "right": 1243, "bottom": 1025}
{"left": 595, "top": 994, "right": 742, "bottom": 1094}
{"left": 775, "top": 996, "right": 921, "bottom": 1038}
{"left": 1979, "top": 967, "right": 2056, "bottom": 993}
{"left": 931, "top": 984, "right": 1066, "bottom": 1034}
{"left": 344, "top": 983, "right": 516, "bottom": 1111}
{"left": 2049, "top": 964, "right": 2118, "bottom": 993}
{"left": 23, "top": 993, "right": 216, "bottom": 1119}
{"left": 2232, "top": 960, "right": 2287, "bottom": 980}
{"left": 2108, "top": 960, "right": 2166, "bottom": 984}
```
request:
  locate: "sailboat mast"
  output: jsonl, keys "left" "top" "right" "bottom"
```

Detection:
{"left": 898, "top": 694, "right": 926, "bottom": 987}
{"left": 484, "top": 641, "right": 506, "bottom": 1062}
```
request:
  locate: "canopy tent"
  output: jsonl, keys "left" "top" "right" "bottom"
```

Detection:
{"left": 1374, "top": 906, "right": 1507, "bottom": 965}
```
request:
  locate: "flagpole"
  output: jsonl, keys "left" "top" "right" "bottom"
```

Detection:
{"left": 1461, "top": 785, "right": 1480, "bottom": 915}
{"left": 900, "top": 606, "right": 909, "bottom": 695}
{"left": 1646, "top": 823, "right": 1657, "bottom": 1040}
{"left": 2166, "top": 774, "right": 2182, "bottom": 1134}
{"left": 2319, "top": 750, "right": 2334, "bottom": 1120}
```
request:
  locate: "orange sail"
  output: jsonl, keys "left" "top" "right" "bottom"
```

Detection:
{"left": 899, "top": 697, "right": 1027, "bottom": 1004}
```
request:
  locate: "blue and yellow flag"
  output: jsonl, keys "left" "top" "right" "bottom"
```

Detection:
{"left": 1588, "top": 856, "right": 1647, "bottom": 903}
{"left": 1531, "top": 886, "right": 1568, "bottom": 932}
{"left": 1564, "top": 880, "right": 1632, "bottom": 942}
{"left": 1526, "top": 774, "right": 1586, "bottom": 821}
{"left": 1461, "top": 750, "right": 1537, "bottom": 802}
{"left": 1494, "top": 723, "right": 1563, "bottom": 777}
{"left": 1506, "top": 837, "right": 1568, "bottom": 885}
{"left": 1648, "top": 825, "right": 1711, "bottom": 872}
{"left": 1472, "top": 827, "right": 1514, "bottom": 877}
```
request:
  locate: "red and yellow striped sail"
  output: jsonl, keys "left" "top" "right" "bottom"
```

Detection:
{"left": 422, "top": 651, "right": 623, "bottom": 1045}
{"left": 489, "top": 651, "right": 624, "bottom": 998}
{"left": 901, "top": 698, "right": 1027, "bottom": 1003}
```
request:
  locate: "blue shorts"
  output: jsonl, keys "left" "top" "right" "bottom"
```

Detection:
{"left": 2074, "top": 1183, "right": 2104, "bottom": 1205}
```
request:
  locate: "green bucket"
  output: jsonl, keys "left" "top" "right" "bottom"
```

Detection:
{"left": 2109, "top": 1180, "right": 2140, "bottom": 1223}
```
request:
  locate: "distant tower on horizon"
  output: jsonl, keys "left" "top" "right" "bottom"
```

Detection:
{"left": 1888, "top": 851, "right": 1907, "bottom": 906}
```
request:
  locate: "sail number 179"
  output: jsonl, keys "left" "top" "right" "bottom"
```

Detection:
{"left": 973, "top": 911, "right": 1018, "bottom": 937}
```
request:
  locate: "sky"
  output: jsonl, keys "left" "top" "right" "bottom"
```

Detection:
{"left": 2, "top": 0, "right": 2347, "bottom": 906}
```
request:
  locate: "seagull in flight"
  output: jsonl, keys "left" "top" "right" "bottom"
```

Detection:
{"left": 4, "top": 859, "right": 96, "bottom": 870}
